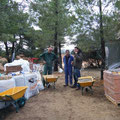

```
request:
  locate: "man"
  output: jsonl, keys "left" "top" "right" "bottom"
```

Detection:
{"left": 71, "top": 47, "right": 83, "bottom": 89}
{"left": 63, "top": 50, "right": 74, "bottom": 87}
{"left": 39, "top": 46, "right": 58, "bottom": 86}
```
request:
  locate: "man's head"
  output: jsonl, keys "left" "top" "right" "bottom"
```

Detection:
{"left": 74, "top": 47, "right": 79, "bottom": 53}
{"left": 65, "top": 50, "right": 70, "bottom": 56}
{"left": 48, "top": 47, "right": 53, "bottom": 53}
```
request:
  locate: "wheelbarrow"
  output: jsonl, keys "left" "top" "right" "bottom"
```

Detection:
{"left": 0, "top": 86, "right": 28, "bottom": 112}
{"left": 77, "top": 76, "right": 95, "bottom": 95}
{"left": 43, "top": 75, "right": 58, "bottom": 89}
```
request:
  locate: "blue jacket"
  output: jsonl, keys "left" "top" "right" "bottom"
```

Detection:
{"left": 63, "top": 55, "right": 74, "bottom": 72}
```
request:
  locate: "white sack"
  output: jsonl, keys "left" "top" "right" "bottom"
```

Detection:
{"left": 0, "top": 78, "right": 15, "bottom": 109}
{"left": 24, "top": 73, "right": 39, "bottom": 100}
{"left": 34, "top": 71, "right": 44, "bottom": 91}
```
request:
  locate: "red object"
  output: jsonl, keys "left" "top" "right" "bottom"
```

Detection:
{"left": 29, "top": 58, "right": 39, "bottom": 63}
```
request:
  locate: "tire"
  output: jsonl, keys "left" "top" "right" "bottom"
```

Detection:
{"left": 17, "top": 97, "right": 26, "bottom": 108}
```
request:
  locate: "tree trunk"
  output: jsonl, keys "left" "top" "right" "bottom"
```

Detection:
{"left": 54, "top": 33, "right": 58, "bottom": 71}
{"left": 16, "top": 35, "right": 23, "bottom": 54}
{"left": 99, "top": 0, "right": 105, "bottom": 80}
{"left": 11, "top": 35, "right": 15, "bottom": 62}
{"left": 4, "top": 41, "right": 10, "bottom": 63}
{"left": 59, "top": 42, "right": 62, "bottom": 68}
{"left": 11, "top": 41, "right": 15, "bottom": 62}
{"left": 54, "top": 0, "right": 58, "bottom": 71}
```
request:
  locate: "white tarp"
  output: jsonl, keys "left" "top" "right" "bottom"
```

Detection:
{"left": 0, "top": 78, "right": 15, "bottom": 109}
{"left": 4, "top": 59, "right": 31, "bottom": 72}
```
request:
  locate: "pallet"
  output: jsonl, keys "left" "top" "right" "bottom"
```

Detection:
{"left": 105, "top": 94, "right": 120, "bottom": 106}
{"left": 6, "top": 65, "right": 22, "bottom": 74}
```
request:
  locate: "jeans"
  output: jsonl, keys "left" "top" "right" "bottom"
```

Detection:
{"left": 73, "top": 68, "right": 81, "bottom": 86}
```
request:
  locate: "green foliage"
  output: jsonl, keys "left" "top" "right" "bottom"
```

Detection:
{"left": 30, "top": 0, "right": 75, "bottom": 48}
{"left": 0, "top": 0, "right": 120, "bottom": 62}
{"left": 71, "top": 0, "right": 120, "bottom": 52}
{"left": 0, "top": 0, "right": 37, "bottom": 61}
{"left": 115, "top": 1, "right": 120, "bottom": 9}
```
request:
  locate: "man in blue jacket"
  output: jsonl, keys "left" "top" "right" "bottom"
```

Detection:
{"left": 63, "top": 50, "right": 74, "bottom": 86}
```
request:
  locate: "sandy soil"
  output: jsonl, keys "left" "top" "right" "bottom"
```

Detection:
{"left": 1, "top": 68, "right": 120, "bottom": 120}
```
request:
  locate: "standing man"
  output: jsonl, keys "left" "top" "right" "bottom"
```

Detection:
{"left": 39, "top": 46, "right": 58, "bottom": 86}
{"left": 63, "top": 50, "right": 74, "bottom": 87}
{"left": 71, "top": 47, "right": 83, "bottom": 89}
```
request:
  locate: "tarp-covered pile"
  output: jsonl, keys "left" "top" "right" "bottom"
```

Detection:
{"left": 0, "top": 59, "right": 44, "bottom": 109}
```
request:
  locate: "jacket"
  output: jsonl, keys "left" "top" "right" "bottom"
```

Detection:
{"left": 73, "top": 52, "right": 83, "bottom": 69}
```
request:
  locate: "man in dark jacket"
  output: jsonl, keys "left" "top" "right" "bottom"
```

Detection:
{"left": 63, "top": 50, "right": 74, "bottom": 86}
{"left": 71, "top": 47, "right": 83, "bottom": 88}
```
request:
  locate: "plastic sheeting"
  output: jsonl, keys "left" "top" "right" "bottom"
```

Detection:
{"left": 105, "top": 41, "right": 120, "bottom": 68}
{"left": 108, "top": 62, "right": 120, "bottom": 72}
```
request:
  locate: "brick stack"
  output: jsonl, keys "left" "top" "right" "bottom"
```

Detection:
{"left": 104, "top": 70, "right": 120, "bottom": 104}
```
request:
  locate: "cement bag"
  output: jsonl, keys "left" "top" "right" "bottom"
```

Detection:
{"left": 0, "top": 78, "right": 15, "bottom": 93}
{"left": 24, "top": 73, "right": 39, "bottom": 100}
{"left": 0, "top": 78, "right": 15, "bottom": 109}
{"left": 33, "top": 64, "right": 40, "bottom": 72}
{"left": 34, "top": 71, "right": 44, "bottom": 91}
{"left": 13, "top": 74, "right": 25, "bottom": 86}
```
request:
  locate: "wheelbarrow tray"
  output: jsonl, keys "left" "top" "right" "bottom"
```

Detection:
{"left": 78, "top": 76, "right": 95, "bottom": 87}
{"left": 43, "top": 75, "right": 58, "bottom": 82}
{"left": 0, "top": 86, "right": 28, "bottom": 101}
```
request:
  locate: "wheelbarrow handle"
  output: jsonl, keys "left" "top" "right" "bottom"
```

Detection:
{"left": 5, "top": 95, "right": 14, "bottom": 101}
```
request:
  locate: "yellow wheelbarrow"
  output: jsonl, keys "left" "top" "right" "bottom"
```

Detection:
{"left": 0, "top": 86, "right": 27, "bottom": 112}
{"left": 77, "top": 76, "right": 95, "bottom": 95}
{"left": 43, "top": 75, "right": 58, "bottom": 89}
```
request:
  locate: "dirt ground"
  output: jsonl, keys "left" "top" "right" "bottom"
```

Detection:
{"left": 1, "top": 68, "right": 120, "bottom": 120}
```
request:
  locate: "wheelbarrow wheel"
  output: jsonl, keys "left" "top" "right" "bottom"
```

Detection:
{"left": 17, "top": 97, "right": 26, "bottom": 108}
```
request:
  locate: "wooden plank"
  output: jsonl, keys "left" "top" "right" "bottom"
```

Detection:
{"left": 6, "top": 65, "right": 22, "bottom": 74}
{"left": 105, "top": 94, "right": 120, "bottom": 106}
